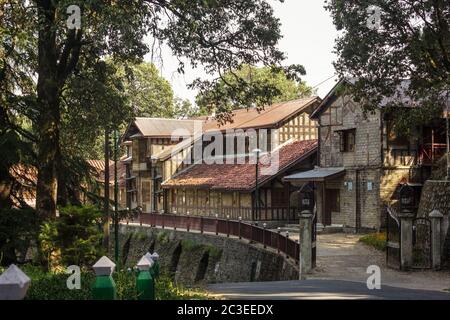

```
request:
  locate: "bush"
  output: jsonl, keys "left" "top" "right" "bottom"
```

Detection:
{"left": 22, "top": 264, "right": 212, "bottom": 300}
{"left": 359, "top": 232, "right": 387, "bottom": 251}
{"left": 39, "top": 205, "right": 104, "bottom": 268}
{"left": 0, "top": 208, "right": 39, "bottom": 266}
{"left": 23, "top": 265, "right": 94, "bottom": 300}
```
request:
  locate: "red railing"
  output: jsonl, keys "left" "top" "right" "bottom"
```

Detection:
{"left": 419, "top": 143, "right": 447, "bottom": 165}
{"left": 166, "top": 206, "right": 297, "bottom": 221}
{"left": 128, "top": 213, "right": 299, "bottom": 263}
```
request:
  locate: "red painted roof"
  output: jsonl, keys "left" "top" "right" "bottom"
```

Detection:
{"left": 87, "top": 158, "right": 127, "bottom": 186}
{"left": 162, "top": 139, "right": 317, "bottom": 191}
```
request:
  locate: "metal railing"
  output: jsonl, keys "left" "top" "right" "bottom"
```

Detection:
{"left": 165, "top": 206, "right": 297, "bottom": 221}
{"left": 128, "top": 213, "right": 300, "bottom": 263}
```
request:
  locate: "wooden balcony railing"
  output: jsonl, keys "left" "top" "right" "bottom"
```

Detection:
{"left": 385, "top": 144, "right": 447, "bottom": 167}
{"left": 419, "top": 143, "right": 447, "bottom": 165}
{"left": 127, "top": 213, "right": 300, "bottom": 263}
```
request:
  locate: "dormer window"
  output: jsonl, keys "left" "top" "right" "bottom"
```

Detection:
{"left": 340, "top": 129, "right": 356, "bottom": 152}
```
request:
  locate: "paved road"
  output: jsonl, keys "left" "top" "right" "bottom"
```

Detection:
{"left": 208, "top": 279, "right": 450, "bottom": 300}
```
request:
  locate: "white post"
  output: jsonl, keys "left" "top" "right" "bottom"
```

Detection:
{"left": 136, "top": 255, "right": 153, "bottom": 271}
{"left": 92, "top": 256, "right": 116, "bottom": 276}
{"left": 0, "top": 264, "right": 31, "bottom": 300}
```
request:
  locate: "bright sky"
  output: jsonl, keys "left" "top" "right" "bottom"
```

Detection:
{"left": 144, "top": 1, "right": 339, "bottom": 104}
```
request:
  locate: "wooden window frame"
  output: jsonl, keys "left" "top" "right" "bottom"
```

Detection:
{"left": 340, "top": 129, "right": 356, "bottom": 152}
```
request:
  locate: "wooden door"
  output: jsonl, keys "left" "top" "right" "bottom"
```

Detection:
{"left": 324, "top": 189, "right": 340, "bottom": 226}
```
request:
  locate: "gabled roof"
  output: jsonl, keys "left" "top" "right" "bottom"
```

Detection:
{"left": 310, "top": 78, "right": 347, "bottom": 120}
{"left": 87, "top": 158, "right": 127, "bottom": 187}
{"left": 87, "top": 160, "right": 113, "bottom": 172}
{"left": 122, "top": 97, "right": 321, "bottom": 141}
{"left": 203, "top": 97, "right": 321, "bottom": 132}
{"left": 123, "top": 117, "right": 200, "bottom": 140}
{"left": 311, "top": 77, "right": 450, "bottom": 120}
{"left": 162, "top": 139, "right": 318, "bottom": 191}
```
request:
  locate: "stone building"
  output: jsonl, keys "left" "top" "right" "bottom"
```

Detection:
{"left": 285, "top": 79, "right": 447, "bottom": 231}
{"left": 121, "top": 97, "right": 321, "bottom": 221}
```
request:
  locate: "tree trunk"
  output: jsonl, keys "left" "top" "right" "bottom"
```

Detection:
{"left": 35, "top": 0, "right": 60, "bottom": 219}
{"left": 103, "top": 128, "right": 110, "bottom": 249}
{"left": 56, "top": 149, "right": 68, "bottom": 207}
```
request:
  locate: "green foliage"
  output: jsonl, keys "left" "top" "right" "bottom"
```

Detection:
{"left": 38, "top": 205, "right": 104, "bottom": 267}
{"left": 359, "top": 233, "right": 387, "bottom": 252}
{"left": 156, "top": 231, "right": 170, "bottom": 244}
{"left": 24, "top": 265, "right": 94, "bottom": 300}
{"left": 155, "top": 274, "right": 213, "bottom": 300}
{"left": 181, "top": 239, "right": 201, "bottom": 251}
{"left": 326, "top": 0, "right": 450, "bottom": 128}
{"left": 0, "top": 208, "right": 39, "bottom": 265}
{"left": 118, "top": 62, "right": 174, "bottom": 118}
{"left": 206, "top": 245, "right": 222, "bottom": 259}
{"left": 385, "top": 104, "right": 444, "bottom": 137}
{"left": 196, "top": 65, "right": 314, "bottom": 115}
{"left": 114, "top": 269, "right": 140, "bottom": 300}
{"left": 134, "top": 231, "right": 148, "bottom": 241}
{"left": 22, "top": 265, "right": 212, "bottom": 300}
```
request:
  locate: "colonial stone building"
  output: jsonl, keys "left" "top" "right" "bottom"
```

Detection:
{"left": 121, "top": 97, "right": 321, "bottom": 221}
{"left": 285, "top": 79, "right": 447, "bottom": 231}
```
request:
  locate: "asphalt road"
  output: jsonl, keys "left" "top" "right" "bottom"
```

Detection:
{"left": 208, "top": 280, "right": 450, "bottom": 300}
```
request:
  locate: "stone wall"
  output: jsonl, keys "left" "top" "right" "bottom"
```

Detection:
{"left": 417, "top": 180, "right": 450, "bottom": 266}
{"left": 116, "top": 224, "right": 298, "bottom": 285}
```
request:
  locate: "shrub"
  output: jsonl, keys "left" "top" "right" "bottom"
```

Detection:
{"left": 0, "top": 208, "right": 39, "bottom": 266}
{"left": 22, "top": 264, "right": 212, "bottom": 300}
{"left": 39, "top": 205, "right": 104, "bottom": 268}
{"left": 24, "top": 265, "right": 94, "bottom": 300}
{"left": 359, "top": 232, "right": 387, "bottom": 251}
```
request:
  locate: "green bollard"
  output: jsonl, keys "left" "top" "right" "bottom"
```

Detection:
{"left": 92, "top": 275, "right": 117, "bottom": 300}
{"left": 92, "top": 256, "right": 117, "bottom": 300}
{"left": 136, "top": 256, "right": 155, "bottom": 300}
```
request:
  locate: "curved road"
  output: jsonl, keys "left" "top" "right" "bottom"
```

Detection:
{"left": 208, "top": 279, "right": 450, "bottom": 300}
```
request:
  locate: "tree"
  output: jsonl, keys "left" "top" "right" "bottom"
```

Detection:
{"left": 3, "top": 0, "right": 305, "bottom": 219}
{"left": 119, "top": 62, "right": 175, "bottom": 118}
{"left": 325, "top": 1, "right": 450, "bottom": 134}
{"left": 196, "top": 64, "right": 314, "bottom": 114}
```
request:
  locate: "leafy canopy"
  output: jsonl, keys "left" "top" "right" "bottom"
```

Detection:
{"left": 195, "top": 64, "right": 315, "bottom": 118}
{"left": 326, "top": 0, "right": 450, "bottom": 132}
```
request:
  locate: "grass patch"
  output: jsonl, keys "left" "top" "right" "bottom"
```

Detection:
{"left": 359, "top": 232, "right": 387, "bottom": 251}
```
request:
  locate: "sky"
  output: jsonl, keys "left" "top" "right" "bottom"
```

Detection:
{"left": 144, "top": 1, "right": 339, "bottom": 104}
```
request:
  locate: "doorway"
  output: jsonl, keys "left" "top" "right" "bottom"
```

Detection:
{"left": 323, "top": 189, "right": 340, "bottom": 226}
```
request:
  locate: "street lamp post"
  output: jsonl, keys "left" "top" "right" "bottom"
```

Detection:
{"left": 252, "top": 148, "right": 262, "bottom": 221}
{"left": 150, "top": 156, "right": 158, "bottom": 213}
{"left": 113, "top": 129, "right": 119, "bottom": 266}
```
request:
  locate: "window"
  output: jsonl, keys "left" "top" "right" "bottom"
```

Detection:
{"left": 340, "top": 129, "right": 356, "bottom": 152}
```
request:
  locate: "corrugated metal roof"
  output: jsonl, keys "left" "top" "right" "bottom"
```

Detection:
{"left": 283, "top": 167, "right": 345, "bottom": 182}
{"left": 134, "top": 118, "right": 199, "bottom": 137}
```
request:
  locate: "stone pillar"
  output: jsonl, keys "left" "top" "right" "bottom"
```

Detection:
{"left": 299, "top": 211, "right": 313, "bottom": 279}
{"left": 399, "top": 211, "right": 414, "bottom": 270}
{"left": 429, "top": 210, "right": 444, "bottom": 270}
